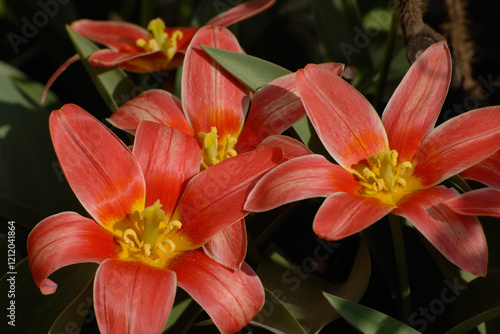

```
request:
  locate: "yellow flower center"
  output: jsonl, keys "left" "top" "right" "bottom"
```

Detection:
{"left": 198, "top": 126, "right": 238, "bottom": 170}
{"left": 136, "top": 18, "right": 183, "bottom": 61}
{"left": 352, "top": 149, "right": 418, "bottom": 205}
{"left": 115, "top": 200, "right": 183, "bottom": 267}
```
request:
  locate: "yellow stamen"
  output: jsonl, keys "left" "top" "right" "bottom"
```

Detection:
{"left": 135, "top": 18, "right": 184, "bottom": 61}
{"left": 198, "top": 126, "right": 239, "bottom": 169}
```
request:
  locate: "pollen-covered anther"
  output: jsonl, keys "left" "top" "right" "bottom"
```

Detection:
{"left": 122, "top": 229, "right": 140, "bottom": 248}
{"left": 135, "top": 18, "right": 184, "bottom": 61}
{"left": 158, "top": 239, "right": 176, "bottom": 254}
{"left": 140, "top": 243, "right": 152, "bottom": 257}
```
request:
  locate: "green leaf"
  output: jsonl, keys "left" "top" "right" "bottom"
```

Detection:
{"left": 66, "top": 26, "right": 136, "bottom": 112}
{"left": 163, "top": 289, "right": 199, "bottom": 334}
{"left": 251, "top": 289, "right": 306, "bottom": 334}
{"left": 0, "top": 61, "right": 83, "bottom": 228}
{"left": 323, "top": 293, "right": 421, "bottom": 334}
{"left": 201, "top": 45, "right": 292, "bottom": 91}
{"left": 256, "top": 239, "right": 371, "bottom": 333}
{"left": 0, "top": 258, "right": 97, "bottom": 334}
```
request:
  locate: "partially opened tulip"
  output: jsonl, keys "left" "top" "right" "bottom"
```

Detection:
{"left": 445, "top": 150, "right": 500, "bottom": 217}
{"left": 28, "top": 105, "right": 283, "bottom": 333}
{"left": 245, "top": 42, "right": 500, "bottom": 277}
{"left": 107, "top": 24, "right": 334, "bottom": 270}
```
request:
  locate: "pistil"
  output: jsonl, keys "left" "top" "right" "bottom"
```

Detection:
{"left": 136, "top": 18, "right": 184, "bottom": 61}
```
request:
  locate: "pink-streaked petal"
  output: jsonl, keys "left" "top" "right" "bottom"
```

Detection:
{"left": 71, "top": 19, "right": 147, "bottom": 51}
{"left": 296, "top": 65, "right": 388, "bottom": 170}
{"left": 207, "top": 0, "right": 276, "bottom": 27}
{"left": 245, "top": 154, "right": 360, "bottom": 212}
{"left": 94, "top": 259, "right": 176, "bottom": 334}
{"left": 313, "top": 193, "right": 394, "bottom": 240}
{"left": 203, "top": 219, "right": 247, "bottom": 270}
{"left": 255, "top": 135, "right": 313, "bottom": 160}
{"left": 445, "top": 188, "right": 500, "bottom": 217}
{"left": 382, "top": 42, "right": 451, "bottom": 162}
{"left": 108, "top": 89, "right": 192, "bottom": 136}
{"left": 412, "top": 106, "right": 500, "bottom": 187}
{"left": 133, "top": 122, "right": 201, "bottom": 219}
{"left": 393, "top": 186, "right": 488, "bottom": 276}
{"left": 27, "top": 212, "right": 119, "bottom": 295}
{"left": 42, "top": 54, "right": 80, "bottom": 103}
{"left": 175, "top": 147, "right": 284, "bottom": 248}
{"left": 50, "top": 105, "right": 145, "bottom": 226}
{"left": 237, "top": 72, "right": 303, "bottom": 152}
{"left": 237, "top": 63, "right": 344, "bottom": 153}
{"left": 88, "top": 49, "right": 172, "bottom": 72}
{"left": 182, "top": 26, "right": 249, "bottom": 138}
{"left": 172, "top": 250, "right": 264, "bottom": 334}
{"left": 461, "top": 150, "right": 500, "bottom": 189}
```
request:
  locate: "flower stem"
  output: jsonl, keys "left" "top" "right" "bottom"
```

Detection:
{"left": 374, "top": 1, "right": 400, "bottom": 110}
{"left": 389, "top": 213, "right": 411, "bottom": 323}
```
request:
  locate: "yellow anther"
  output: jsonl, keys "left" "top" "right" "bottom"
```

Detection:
{"left": 198, "top": 127, "right": 239, "bottom": 169}
{"left": 399, "top": 161, "right": 413, "bottom": 176}
{"left": 389, "top": 150, "right": 398, "bottom": 166}
{"left": 164, "top": 220, "right": 182, "bottom": 235}
{"left": 140, "top": 243, "right": 152, "bottom": 257}
{"left": 135, "top": 18, "right": 184, "bottom": 61}
{"left": 123, "top": 229, "right": 140, "bottom": 248}
{"left": 373, "top": 178, "right": 385, "bottom": 192}
{"left": 158, "top": 239, "right": 176, "bottom": 254}
{"left": 395, "top": 177, "right": 407, "bottom": 188}
{"left": 363, "top": 167, "right": 377, "bottom": 180}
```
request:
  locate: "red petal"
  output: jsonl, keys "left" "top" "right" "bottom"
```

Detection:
{"left": 461, "top": 150, "right": 500, "bottom": 189}
{"left": 255, "top": 135, "right": 313, "bottom": 160}
{"left": 237, "top": 72, "right": 304, "bottom": 152}
{"left": 296, "top": 65, "right": 388, "bottom": 170}
{"left": 203, "top": 219, "right": 247, "bottom": 270}
{"left": 172, "top": 250, "right": 264, "bottom": 334}
{"left": 88, "top": 49, "right": 172, "bottom": 72}
{"left": 164, "top": 27, "right": 198, "bottom": 53}
{"left": 50, "top": 105, "right": 145, "bottom": 226}
{"left": 207, "top": 0, "right": 276, "bottom": 27}
{"left": 245, "top": 155, "right": 360, "bottom": 212}
{"left": 382, "top": 42, "right": 451, "bottom": 162}
{"left": 108, "top": 89, "right": 193, "bottom": 136}
{"left": 175, "top": 147, "right": 284, "bottom": 248}
{"left": 445, "top": 188, "right": 500, "bottom": 217}
{"left": 182, "top": 26, "right": 249, "bottom": 138}
{"left": 133, "top": 122, "right": 201, "bottom": 219}
{"left": 393, "top": 186, "right": 488, "bottom": 276}
{"left": 71, "top": 19, "right": 147, "bottom": 51}
{"left": 413, "top": 106, "right": 500, "bottom": 187}
{"left": 313, "top": 193, "right": 394, "bottom": 240}
{"left": 94, "top": 259, "right": 176, "bottom": 334}
{"left": 27, "top": 212, "right": 119, "bottom": 295}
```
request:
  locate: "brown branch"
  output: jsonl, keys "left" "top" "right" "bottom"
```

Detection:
{"left": 399, "top": 0, "right": 445, "bottom": 63}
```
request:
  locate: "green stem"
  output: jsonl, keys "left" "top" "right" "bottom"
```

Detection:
{"left": 374, "top": 1, "right": 400, "bottom": 110}
{"left": 389, "top": 213, "right": 411, "bottom": 323}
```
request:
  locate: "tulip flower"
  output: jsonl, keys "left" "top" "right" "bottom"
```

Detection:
{"left": 107, "top": 25, "right": 335, "bottom": 270}
{"left": 445, "top": 151, "right": 500, "bottom": 217}
{"left": 28, "top": 104, "right": 283, "bottom": 333}
{"left": 245, "top": 42, "right": 500, "bottom": 277}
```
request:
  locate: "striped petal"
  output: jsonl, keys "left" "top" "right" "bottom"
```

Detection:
{"left": 393, "top": 186, "right": 487, "bottom": 276}
{"left": 412, "top": 106, "right": 500, "bottom": 187}
{"left": 245, "top": 154, "right": 360, "bottom": 212}
{"left": 313, "top": 193, "right": 394, "bottom": 240}
{"left": 88, "top": 49, "right": 171, "bottom": 73}
{"left": 207, "top": 0, "right": 276, "bottom": 27}
{"left": 172, "top": 250, "right": 264, "bottom": 334}
{"left": 382, "top": 42, "right": 452, "bottom": 162}
{"left": 108, "top": 89, "right": 193, "bottom": 136}
{"left": 296, "top": 64, "right": 388, "bottom": 170}
{"left": 461, "top": 150, "right": 500, "bottom": 189}
{"left": 94, "top": 259, "right": 176, "bottom": 334}
{"left": 445, "top": 188, "right": 500, "bottom": 217}
{"left": 133, "top": 122, "right": 201, "bottom": 220}
{"left": 27, "top": 212, "right": 119, "bottom": 295}
{"left": 182, "top": 25, "right": 249, "bottom": 138}
{"left": 174, "top": 147, "right": 283, "bottom": 248}
{"left": 50, "top": 104, "right": 145, "bottom": 227}
{"left": 71, "top": 19, "right": 147, "bottom": 51}
{"left": 203, "top": 219, "right": 247, "bottom": 270}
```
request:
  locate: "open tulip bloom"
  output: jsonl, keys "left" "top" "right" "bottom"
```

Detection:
{"left": 27, "top": 105, "right": 287, "bottom": 333}
{"left": 106, "top": 25, "right": 332, "bottom": 269}
{"left": 245, "top": 42, "right": 500, "bottom": 277}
